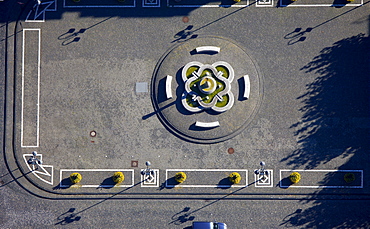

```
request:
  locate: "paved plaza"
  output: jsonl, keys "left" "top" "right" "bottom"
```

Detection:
{"left": 1, "top": 0, "right": 370, "bottom": 227}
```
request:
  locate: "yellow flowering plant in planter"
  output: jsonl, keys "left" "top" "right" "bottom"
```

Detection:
{"left": 228, "top": 172, "right": 241, "bottom": 184}
{"left": 70, "top": 173, "right": 82, "bottom": 184}
{"left": 344, "top": 173, "right": 355, "bottom": 183}
{"left": 175, "top": 172, "right": 187, "bottom": 183}
{"left": 289, "top": 172, "right": 301, "bottom": 184}
{"left": 112, "top": 172, "right": 125, "bottom": 184}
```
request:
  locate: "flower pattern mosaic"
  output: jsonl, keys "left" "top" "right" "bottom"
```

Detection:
{"left": 181, "top": 61, "right": 235, "bottom": 113}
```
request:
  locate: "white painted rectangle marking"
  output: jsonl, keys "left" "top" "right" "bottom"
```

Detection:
{"left": 279, "top": 0, "right": 363, "bottom": 7}
{"left": 143, "top": 0, "right": 160, "bottom": 7}
{"left": 63, "top": 0, "right": 136, "bottom": 8}
{"left": 279, "top": 170, "right": 363, "bottom": 188}
{"left": 141, "top": 169, "right": 159, "bottom": 187}
{"left": 21, "top": 29, "right": 40, "bottom": 148}
{"left": 60, "top": 169, "right": 134, "bottom": 188}
{"left": 254, "top": 169, "right": 273, "bottom": 187}
{"left": 166, "top": 169, "right": 248, "bottom": 188}
{"left": 167, "top": 0, "right": 249, "bottom": 7}
{"left": 256, "top": 0, "right": 274, "bottom": 7}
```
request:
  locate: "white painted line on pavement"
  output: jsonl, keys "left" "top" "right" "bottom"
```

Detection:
{"left": 60, "top": 169, "right": 134, "bottom": 188}
{"left": 21, "top": 29, "right": 40, "bottom": 148}
{"left": 63, "top": 0, "right": 136, "bottom": 8}
{"left": 167, "top": 0, "right": 249, "bottom": 7}
{"left": 256, "top": 0, "right": 274, "bottom": 7}
{"left": 279, "top": 169, "right": 363, "bottom": 188}
{"left": 279, "top": 0, "right": 363, "bottom": 7}
{"left": 166, "top": 169, "right": 248, "bottom": 188}
{"left": 143, "top": 0, "right": 160, "bottom": 7}
{"left": 254, "top": 169, "right": 273, "bottom": 187}
{"left": 141, "top": 169, "right": 159, "bottom": 187}
{"left": 23, "top": 154, "right": 53, "bottom": 185}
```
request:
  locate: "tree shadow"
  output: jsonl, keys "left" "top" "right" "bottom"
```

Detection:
{"left": 280, "top": 34, "right": 370, "bottom": 228}
{"left": 282, "top": 33, "right": 370, "bottom": 169}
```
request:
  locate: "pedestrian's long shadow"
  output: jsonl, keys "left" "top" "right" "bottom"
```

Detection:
{"left": 58, "top": 16, "right": 114, "bottom": 46}
{"left": 283, "top": 1, "right": 369, "bottom": 45}
{"left": 54, "top": 180, "right": 144, "bottom": 225}
{"left": 168, "top": 179, "right": 260, "bottom": 226}
{"left": 172, "top": 1, "right": 255, "bottom": 43}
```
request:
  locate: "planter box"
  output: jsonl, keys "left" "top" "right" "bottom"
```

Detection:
{"left": 60, "top": 169, "right": 134, "bottom": 188}
{"left": 166, "top": 169, "right": 248, "bottom": 188}
{"left": 279, "top": 170, "right": 363, "bottom": 188}
{"left": 64, "top": 0, "right": 135, "bottom": 8}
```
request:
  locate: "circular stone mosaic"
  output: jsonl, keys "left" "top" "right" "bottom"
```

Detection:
{"left": 151, "top": 37, "right": 263, "bottom": 143}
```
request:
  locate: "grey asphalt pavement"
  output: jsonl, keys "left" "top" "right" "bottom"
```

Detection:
{"left": 1, "top": 0, "right": 370, "bottom": 227}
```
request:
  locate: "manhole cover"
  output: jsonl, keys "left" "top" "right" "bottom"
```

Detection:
{"left": 131, "top": 161, "right": 138, "bottom": 167}
{"left": 182, "top": 16, "right": 189, "bottom": 23}
{"left": 228, "top": 148, "right": 234, "bottom": 154}
{"left": 90, "top": 131, "right": 96, "bottom": 137}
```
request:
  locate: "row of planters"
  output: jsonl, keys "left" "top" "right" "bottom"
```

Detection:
{"left": 68, "top": 171, "right": 242, "bottom": 186}
{"left": 69, "top": 171, "right": 125, "bottom": 185}
{"left": 288, "top": 172, "right": 356, "bottom": 184}
{"left": 68, "top": 171, "right": 357, "bottom": 186}
{"left": 175, "top": 171, "right": 356, "bottom": 185}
